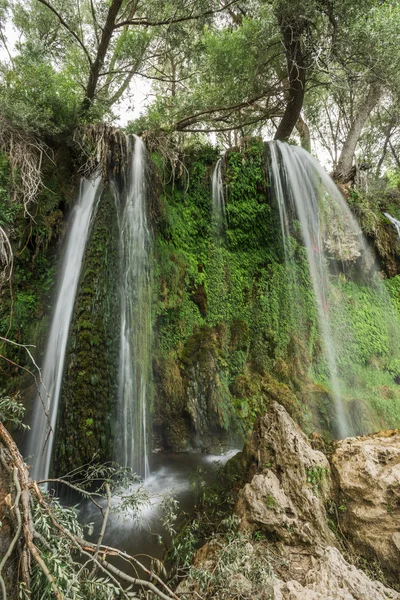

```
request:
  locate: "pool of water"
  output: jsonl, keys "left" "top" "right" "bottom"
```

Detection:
{"left": 79, "top": 449, "right": 241, "bottom": 577}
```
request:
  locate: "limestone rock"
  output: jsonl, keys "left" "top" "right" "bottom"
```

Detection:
{"left": 274, "top": 546, "right": 400, "bottom": 600}
{"left": 179, "top": 404, "right": 400, "bottom": 600}
{"left": 331, "top": 430, "right": 400, "bottom": 578}
{"left": 236, "top": 401, "right": 333, "bottom": 546}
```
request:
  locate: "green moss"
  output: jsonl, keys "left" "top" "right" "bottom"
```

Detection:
{"left": 151, "top": 143, "right": 323, "bottom": 449}
{"left": 151, "top": 142, "right": 400, "bottom": 448}
{"left": 53, "top": 186, "right": 120, "bottom": 475}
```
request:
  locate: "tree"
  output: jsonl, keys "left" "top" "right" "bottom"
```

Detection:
{"left": 0, "top": 394, "right": 180, "bottom": 599}
{"left": 4, "top": 0, "right": 242, "bottom": 121}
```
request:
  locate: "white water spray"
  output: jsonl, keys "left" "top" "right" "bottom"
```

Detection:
{"left": 269, "top": 141, "right": 370, "bottom": 438}
{"left": 116, "top": 135, "right": 152, "bottom": 479}
{"left": 28, "top": 178, "right": 101, "bottom": 480}
{"left": 212, "top": 158, "right": 226, "bottom": 237}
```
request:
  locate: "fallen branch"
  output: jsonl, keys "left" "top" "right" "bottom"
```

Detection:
{"left": 0, "top": 421, "right": 186, "bottom": 600}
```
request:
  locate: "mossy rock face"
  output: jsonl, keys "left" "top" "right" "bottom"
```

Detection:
{"left": 53, "top": 185, "right": 120, "bottom": 475}
{"left": 152, "top": 142, "right": 400, "bottom": 449}
{"left": 152, "top": 143, "right": 319, "bottom": 451}
{"left": 0, "top": 145, "right": 78, "bottom": 408}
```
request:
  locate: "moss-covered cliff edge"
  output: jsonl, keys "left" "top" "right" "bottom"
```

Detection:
{"left": 53, "top": 186, "right": 120, "bottom": 474}
{"left": 151, "top": 140, "right": 400, "bottom": 451}
{"left": 1, "top": 136, "right": 400, "bottom": 473}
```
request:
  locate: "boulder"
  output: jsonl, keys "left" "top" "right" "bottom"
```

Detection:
{"left": 236, "top": 401, "right": 334, "bottom": 546}
{"left": 178, "top": 404, "right": 400, "bottom": 600}
{"left": 274, "top": 546, "right": 400, "bottom": 600}
{"left": 330, "top": 430, "right": 400, "bottom": 580}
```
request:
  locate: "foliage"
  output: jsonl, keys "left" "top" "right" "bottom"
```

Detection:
{"left": 184, "top": 531, "right": 276, "bottom": 600}
{"left": 0, "top": 45, "right": 81, "bottom": 134}
{"left": 306, "top": 466, "right": 329, "bottom": 494}
{"left": 0, "top": 393, "right": 29, "bottom": 430}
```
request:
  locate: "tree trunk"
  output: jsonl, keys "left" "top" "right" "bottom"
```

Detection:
{"left": 296, "top": 115, "right": 311, "bottom": 152}
{"left": 274, "top": 23, "right": 306, "bottom": 142}
{"left": 333, "top": 83, "right": 380, "bottom": 183}
{"left": 375, "top": 121, "right": 393, "bottom": 178}
{"left": 82, "top": 0, "right": 124, "bottom": 112}
{"left": 0, "top": 445, "right": 19, "bottom": 599}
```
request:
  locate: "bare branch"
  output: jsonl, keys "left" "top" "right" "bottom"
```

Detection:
{"left": 35, "top": 0, "right": 92, "bottom": 65}
{"left": 0, "top": 336, "right": 53, "bottom": 441}
{"left": 0, "top": 467, "right": 22, "bottom": 592}
{"left": 90, "top": 0, "right": 101, "bottom": 45}
{"left": 0, "top": 226, "right": 13, "bottom": 290}
{"left": 174, "top": 93, "right": 281, "bottom": 131}
{"left": 89, "top": 482, "right": 111, "bottom": 577}
{"left": 115, "top": 0, "right": 241, "bottom": 28}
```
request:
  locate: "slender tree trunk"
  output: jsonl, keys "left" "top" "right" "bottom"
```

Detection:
{"left": 296, "top": 115, "right": 311, "bottom": 152}
{"left": 274, "top": 23, "right": 306, "bottom": 142}
{"left": 375, "top": 122, "right": 393, "bottom": 178}
{"left": 333, "top": 83, "right": 380, "bottom": 183}
{"left": 389, "top": 139, "right": 400, "bottom": 170}
{"left": 82, "top": 0, "right": 124, "bottom": 112}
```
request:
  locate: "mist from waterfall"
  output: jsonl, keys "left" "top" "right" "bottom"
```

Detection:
{"left": 268, "top": 141, "right": 376, "bottom": 438}
{"left": 115, "top": 135, "right": 152, "bottom": 479}
{"left": 28, "top": 178, "right": 101, "bottom": 480}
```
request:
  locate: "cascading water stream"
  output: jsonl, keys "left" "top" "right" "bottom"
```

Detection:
{"left": 384, "top": 212, "right": 400, "bottom": 239}
{"left": 212, "top": 157, "right": 226, "bottom": 237}
{"left": 28, "top": 178, "right": 101, "bottom": 480}
{"left": 268, "top": 141, "right": 371, "bottom": 438}
{"left": 116, "top": 135, "right": 152, "bottom": 479}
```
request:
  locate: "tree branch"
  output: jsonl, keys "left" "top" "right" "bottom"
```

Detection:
{"left": 115, "top": 0, "right": 241, "bottom": 28}
{"left": 35, "top": 0, "right": 92, "bottom": 65}
{"left": 174, "top": 92, "right": 278, "bottom": 130}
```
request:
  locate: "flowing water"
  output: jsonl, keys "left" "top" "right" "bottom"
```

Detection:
{"left": 268, "top": 141, "right": 374, "bottom": 438}
{"left": 384, "top": 212, "right": 400, "bottom": 239}
{"left": 115, "top": 135, "right": 152, "bottom": 479}
{"left": 79, "top": 449, "right": 240, "bottom": 576}
{"left": 27, "top": 178, "right": 101, "bottom": 480}
{"left": 212, "top": 157, "right": 226, "bottom": 237}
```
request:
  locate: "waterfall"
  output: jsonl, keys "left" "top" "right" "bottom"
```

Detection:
{"left": 212, "top": 158, "right": 226, "bottom": 237}
{"left": 116, "top": 135, "right": 152, "bottom": 479}
{"left": 268, "top": 141, "right": 372, "bottom": 438}
{"left": 384, "top": 212, "right": 400, "bottom": 238}
{"left": 28, "top": 178, "right": 101, "bottom": 480}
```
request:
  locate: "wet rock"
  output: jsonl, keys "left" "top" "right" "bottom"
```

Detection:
{"left": 236, "top": 401, "right": 333, "bottom": 547}
{"left": 331, "top": 430, "right": 400, "bottom": 580}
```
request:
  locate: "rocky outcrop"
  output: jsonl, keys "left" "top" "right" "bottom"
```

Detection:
{"left": 274, "top": 546, "right": 399, "bottom": 600}
{"left": 331, "top": 430, "right": 400, "bottom": 581}
{"left": 236, "top": 402, "right": 333, "bottom": 547}
{"left": 180, "top": 402, "right": 400, "bottom": 599}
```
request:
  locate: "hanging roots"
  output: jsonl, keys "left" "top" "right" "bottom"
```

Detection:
{"left": 143, "top": 130, "right": 189, "bottom": 191}
{"left": 0, "top": 117, "right": 52, "bottom": 219}
{"left": 72, "top": 124, "right": 123, "bottom": 181}
{"left": 0, "top": 226, "right": 13, "bottom": 290}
